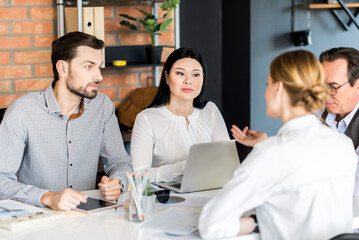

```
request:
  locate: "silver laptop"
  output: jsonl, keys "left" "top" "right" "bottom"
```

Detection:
{"left": 154, "top": 140, "right": 240, "bottom": 193}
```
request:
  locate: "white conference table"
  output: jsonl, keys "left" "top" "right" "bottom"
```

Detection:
{"left": 3, "top": 193, "right": 359, "bottom": 240}
{"left": 0, "top": 190, "right": 260, "bottom": 240}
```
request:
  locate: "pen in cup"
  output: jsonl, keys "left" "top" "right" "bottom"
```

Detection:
{"left": 126, "top": 172, "right": 144, "bottom": 220}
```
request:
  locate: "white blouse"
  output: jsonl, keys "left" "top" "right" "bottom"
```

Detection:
{"left": 199, "top": 114, "right": 358, "bottom": 240}
{"left": 130, "top": 102, "right": 230, "bottom": 182}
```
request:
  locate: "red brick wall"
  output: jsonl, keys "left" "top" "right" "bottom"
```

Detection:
{"left": 0, "top": 1, "right": 175, "bottom": 109}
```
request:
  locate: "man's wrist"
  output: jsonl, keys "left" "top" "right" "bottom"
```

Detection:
{"left": 40, "top": 191, "right": 54, "bottom": 207}
{"left": 114, "top": 178, "right": 123, "bottom": 193}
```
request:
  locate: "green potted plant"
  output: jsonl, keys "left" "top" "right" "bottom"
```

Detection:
{"left": 119, "top": 0, "right": 180, "bottom": 64}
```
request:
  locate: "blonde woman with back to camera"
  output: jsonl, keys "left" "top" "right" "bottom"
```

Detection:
{"left": 199, "top": 50, "right": 358, "bottom": 240}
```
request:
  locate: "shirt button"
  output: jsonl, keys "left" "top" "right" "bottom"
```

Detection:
{"left": 59, "top": 115, "right": 63, "bottom": 118}
{"left": 69, "top": 185, "right": 72, "bottom": 188}
{"left": 69, "top": 141, "right": 71, "bottom": 143}
{"left": 70, "top": 163, "right": 73, "bottom": 167}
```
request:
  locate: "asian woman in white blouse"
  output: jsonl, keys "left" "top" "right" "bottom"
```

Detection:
{"left": 199, "top": 50, "right": 358, "bottom": 240}
{"left": 130, "top": 48, "right": 229, "bottom": 183}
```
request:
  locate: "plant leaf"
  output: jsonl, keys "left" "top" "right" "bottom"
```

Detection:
{"left": 162, "top": 8, "right": 173, "bottom": 19}
{"left": 161, "top": 0, "right": 180, "bottom": 18}
{"left": 143, "top": 18, "right": 159, "bottom": 32}
{"left": 119, "top": 20, "right": 137, "bottom": 31}
{"left": 136, "top": 8, "right": 155, "bottom": 19}
{"left": 161, "top": 0, "right": 180, "bottom": 11}
{"left": 119, "top": 14, "right": 137, "bottom": 21}
{"left": 159, "top": 19, "right": 172, "bottom": 31}
{"left": 118, "top": 0, "right": 179, "bottom": 46}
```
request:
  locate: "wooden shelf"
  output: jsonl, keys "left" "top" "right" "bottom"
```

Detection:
{"left": 299, "top": 3, "right": 359, "bottom": 9}
{"left": 299, "top": 1, "right": 359, "bottom": 31}
{"left": 103, "top": 62, "right": 164, "bottom": 70}
{"left": 64, "top": 0, "right": 165, "bottom": 4}
{"left": 104, "top": 45, "right": 168, "bottom": 70}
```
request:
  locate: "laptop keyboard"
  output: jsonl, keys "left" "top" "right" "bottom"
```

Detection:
{"left": 169, "top": 183, "right": 181, "bottom": 189}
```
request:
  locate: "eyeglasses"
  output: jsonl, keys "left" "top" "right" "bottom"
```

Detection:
{"left": 327, "top": 81, "right": 349, "bottom": 96}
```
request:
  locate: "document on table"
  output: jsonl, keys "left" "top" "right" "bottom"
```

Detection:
{"left": 138, "top": 208, "right": 201, "bottom": 236}
{"left": 0, "top": 199, "right": 65, "bottom": 232}
{"left": 155, "top": 189, "right": 218, "bottom": 209}
{"left": 0, "top": 199, "right": 53, "bottom": 220}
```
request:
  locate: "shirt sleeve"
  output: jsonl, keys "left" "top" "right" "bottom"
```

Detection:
{"left": 131, "top": 112, "right": 154, "bottom": 178}
{"left": 131, "top": 111, "right": 186, "bottom": 183}
{"left": 209, "top": 103, "right": 230, "bottom": 141}
{"left": 198, "top": 165, "right": 263, "bottom": 239}
{"left": 0, "top": 104, "right": 49, "bottom": 206}
{"left": 199, "top": 138, "right": 283, "bottom": 239}
{"left": 353, "top": 146, "right": 359, "bottom": 197}
{"left": 99, "top": 99, "right": 133, "bottom": 191}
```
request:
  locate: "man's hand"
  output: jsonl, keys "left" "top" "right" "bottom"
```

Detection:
{"left": 41, "top": 189, "right": 87, "bottom": 211}
{"left": 231, "top": 125, "right": 267, "bottom": 147}
{"left": 98, "top": 176, "right": 122, "bottom": 201}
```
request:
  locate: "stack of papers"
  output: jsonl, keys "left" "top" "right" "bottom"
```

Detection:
{"left": 138, "top": 208, "right": 201, "bottom": 236}
{"left": 0, "top": 199, "right": 65, "bottom": 232}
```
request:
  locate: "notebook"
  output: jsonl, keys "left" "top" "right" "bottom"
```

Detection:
{"left": 0, "top": 199, "right": 65, "bottom": 232}
{"left": 154, "top": 140, "right": 240, "bottom": 193}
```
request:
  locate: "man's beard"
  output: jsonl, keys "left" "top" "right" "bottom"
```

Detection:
{"left": 66, "top": 73, "right": 98, "bottom": 99}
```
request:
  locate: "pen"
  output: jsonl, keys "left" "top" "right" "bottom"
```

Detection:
{"left": 13, "top": 212, "right": 44, "bottom": 220}
{"left": 135, "top": 173, "right": 143, "bottom": 203}
{"left": 0, "top": 207, "right": 25, "bottom": 212}
{"left": 126, "top": 172, "right": 144, "bottom": 220}
{"left": 141, "top": 171, "right": 149, "bottom": 194}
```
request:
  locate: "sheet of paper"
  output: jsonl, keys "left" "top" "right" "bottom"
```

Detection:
{"left": 138, "top": 208, "right": 200, "bottom": 236}
{"left": 155, "top": 189, "right": 218, "bottom": 209}
{"left": 145, "top": 231, "right": 260, "bottom": 240}
{"left": 145, "top": 230, "right": 201, "bottom": 240}
{"left": 0, "top": 200, "right": 53, "bottom": 221}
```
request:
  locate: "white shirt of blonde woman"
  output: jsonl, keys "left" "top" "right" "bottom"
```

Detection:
{"left": 199, "top": 114, "right": 357, "bottom": 240}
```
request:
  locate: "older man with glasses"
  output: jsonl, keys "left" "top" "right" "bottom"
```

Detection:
{"left": 320, "top": 47, "right": 359, "bottom": 196}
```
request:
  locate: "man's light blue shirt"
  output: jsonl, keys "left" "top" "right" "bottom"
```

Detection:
{"left": 325, "top": 102, "right": 359, "bottom": 134}
{"left": 0, "top": 84, "right": 132, "bottom": 206}
{"left": 325, "top": 101, "right": 359, "bottom": 197}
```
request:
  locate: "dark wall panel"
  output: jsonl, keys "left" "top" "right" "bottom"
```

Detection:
{"left": 222, "top": 0, "right": 251, "bottom": 159}
{"left": 180, "top": 0, "right": 223, "bottom": 110}
{"left": 180, "top": 0, "right": 251, "bottom": 159}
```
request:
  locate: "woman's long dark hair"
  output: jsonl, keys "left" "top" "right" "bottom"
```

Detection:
{"left": 147, "top": 47, "right": 208, "bottom": 109}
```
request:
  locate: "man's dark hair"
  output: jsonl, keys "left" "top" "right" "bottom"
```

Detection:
{"left": 319, "top": 47, "right": 359, "bottom": 86}
{"left": 51, "top": 31, "right": 104, "bottom": 81}
{"left": 148, "top": 47, "right": 208, "bottom": 109}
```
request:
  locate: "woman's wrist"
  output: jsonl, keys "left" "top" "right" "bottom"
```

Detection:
{"left": 249, "top": 214, "right": 259, "bottom": 233}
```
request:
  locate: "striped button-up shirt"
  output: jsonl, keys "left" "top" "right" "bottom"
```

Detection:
{"left": 0, "top": 83, "right": 132, "bottom": 206}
